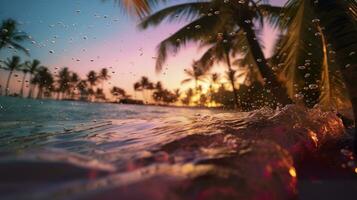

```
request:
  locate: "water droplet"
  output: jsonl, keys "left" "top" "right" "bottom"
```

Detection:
{"left": 308, "top": 84, "right": 319, "bottom": 89}
{"left": 312, "top": 18, "right": 320, "bottom": 23}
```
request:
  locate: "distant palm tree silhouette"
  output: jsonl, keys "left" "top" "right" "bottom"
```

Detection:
{"left": 87, "top": 70, "right": 98, "bottom": 101}
{"left": 56, "top": 67, "right": 71, "bottom": 99}
{"left": 19, "top": 63, "right": 30, "bottom": 97}
{"left": 138, "top": 76, "right": 153, "bottom": 103}
{"left": 0, "top": 19, "right": 29, "bottom": 55}
{"left": 99, "top": 68, "right": 111, "bottom": 91}
{"left": 69, "top": 72, "right": 80, "bottom": 99}
{"left": 77, "top": 80, "right": 89, "bottom": 101}
{"left": 32, "top": 67, "right": 54, "bottom": 99}
{"left": 182, "top": 88, "right": 194, "bottom": 106}
{"left": 111, "top": 86, "right": 128, "bottom": 101}
{"left": 133, "top": 82, "right": 141, "bottom": 99}
{"left": 26, "top": 59, "right": 42, "bottom": 98}
{"left": 181, "top": 62, "right": 207, "bottom": 94}
{"left": 0, "top": 56, "right": 23, "bottom": 96}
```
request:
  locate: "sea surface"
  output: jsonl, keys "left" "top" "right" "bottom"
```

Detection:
{"left": 0, "top": 96, "right": 355, "bottom": 200}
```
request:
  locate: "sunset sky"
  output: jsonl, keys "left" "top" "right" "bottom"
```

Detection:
{"left": 0, "top": 0, "right": 287, "bottom": 99}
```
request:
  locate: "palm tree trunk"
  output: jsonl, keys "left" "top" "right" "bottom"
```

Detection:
{"left": 37, "top": 87, "right": 43, "bottom": 99}
{"left": 225, "top": 51, "right": 239, "bottom": 109}
{"left": 239, "top": 22, "right": 292, "bottom": 105}
{"left": 27, "top": 74, "right": 33, "bottom": 98}
{"left": 5, "top": 70, "right": 13, "bottom": 96}
{"left": 142, "top": 90, "right": 146, "bottom": 103}
{"left": 315, "top": 0, "right": 357, "bottom": 153}
{"left": 20, "top": 73, "right": 27, "bottom": 97}
{"left": 57, "top": 92, "right": 61, "bottom": 100}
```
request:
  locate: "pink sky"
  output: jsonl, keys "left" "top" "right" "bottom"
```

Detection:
{"left": 0, "top": 0, "right": 287, "bottom": 100}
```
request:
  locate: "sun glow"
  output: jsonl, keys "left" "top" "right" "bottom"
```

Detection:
{"left": 289, "top": 168, "right": 297, "bottom": 178}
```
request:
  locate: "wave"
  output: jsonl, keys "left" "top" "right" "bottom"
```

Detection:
{"left": 0, "top": 105, "right": 352, "bottom": 200}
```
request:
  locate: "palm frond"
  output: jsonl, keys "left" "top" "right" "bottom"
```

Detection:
{"left": 139, "top": 2, "right": 211, "bottom": 29}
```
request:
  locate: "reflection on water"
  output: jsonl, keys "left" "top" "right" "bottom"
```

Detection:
{"left": 0, "top": 96, "right": 353, "bottom": 199}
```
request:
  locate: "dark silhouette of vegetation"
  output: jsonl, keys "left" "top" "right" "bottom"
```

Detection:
{"left": 0, "top": 56, "right": 24, "bottom": 96}
{"left": 181, "top": 63, "right": 207, "bottom": 93}
{"left": 111, "top": 86, "right": 129, "bottom": 102}
{"left": 134, "top": 76, "right": 155, "bottom": 103}
{"left": 31, "top": 67, "right": 54, "bottom": 99}
{"left": 26, "top": 59, "right": 42, "bottom": 98}
{"left": 0, "top": 19, "right": 29, "bottom": 55}
{"left": 138, "top": 0, "right": 292, "bottom": 105}
{"left": 19, "top": 62, "right": 30, "bottom": 97}
{"left": 152, "top": 81, "right": 180, "bottom": 105}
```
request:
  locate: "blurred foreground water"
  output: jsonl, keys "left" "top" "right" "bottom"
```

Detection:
{"left": 0, "top": 96, "right": 356, "bottom": 200}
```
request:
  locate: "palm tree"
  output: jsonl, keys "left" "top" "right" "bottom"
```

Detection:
{"left": 26, "top": 59, "right": 42, "bottom": 98}
{"left": 56, "top": 67, "right": 71, "bottom": 99}
{"left": 99, "top": 68, "right": 111, "bottom": 91}
{"left": 69, "top": 72, "right": 80, "bottom": 99}
{"left": 153, "top": 81, "right": 164, "bottom": 103}
{"left": 138, "top": 76, "right": 153, "bottom": 102}
{"left": 77, "top": 80, "right": 89, "bottom": 101}
{"left": 0, "top": 19, "right": 29, "bottom": 55}
{"left": 111, "top": 86, "right": 128, "bottom": 102}
{"left": 209, "top": 73, "right": 220, "bottom": 89}
{"left": 95, "top": 88, "right": 105, "bottom": 100}
{"left": 19, "top": 64, "right": 30, "bottom": 97}
{"left": 271, "top": 0, "right": 357, "bottom": 152}
{"left": 109, "top": 0, "right": 165, "bottom": 17}
{"left": 181, "top": 88, "right": 194, "bottom": 106}
{"left": 138, "top": 0, "right": 291, "bottom": 105}
{"left": 87, "top": 70, "right": 98, "bottom": 101}
{"left": 312, "top": 0, "right": 357, "bottom": 153}
{"left": 181, "top": 62, "right": 207, "bottom": 93}
{"left": 195, "top": 32, "right": 248, "bottom": 108}
{"left": 32, "top": 67, "right": 54, "bottom": 99}
{"left": 0, "top": 56, "right": 23, "bottom": 96}
{"left": 133, "top": 82, "right": 141, "bottom": 99}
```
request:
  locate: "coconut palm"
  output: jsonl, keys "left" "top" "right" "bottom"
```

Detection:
{"left": 87, "top": 70, "right": 98, "bottom": 101}
{"left": 19, "top": 64, "right": 30, "bottom": 97}
{"left": 56, "top": 67, "right": 71, "bottom": 99}
{"left": 181, "top": 62, "right": 207, "bottom": 93}
{"left": 133, "top": 82, "right": 141, "bottom": 99}
{"left": 209, "top": 73, "right": 220, "bottom": 88}
{"left": 195, "top": 31, "right": 250, "bottom": 108}
{"left": 77, "top": 80, "right": 89, "bottom": 100}
{"left": 32, "top": 67, "right": 54, "bottom": 99}
{"left": 181, "top": 88, "right": 194, "bottom": 106}
{"left": 95, "top": 88, "right": 106, "bottom": 100}
{"left": 138, "top": 76, "right": 153, "bottom": 102}
{"left": 138, "top": 0, "right": 291, "bottom": 105}
{"left": 0, "top": 56, "right": 23, "bottom": 96}
{"left": 26, "top": 59, "right": 42, "bottom": 98}
{"left": 99, "top": 68, "right": 111, "bottom": 91}
{"left": 0, "top": 19, "right": 29, "bottom": 55}
{"left": 312, "top": 0, "right": 357, "bottom": 153}
{"left": 111, "top": 86, "right": 128, "bottom": 101}
{"left": 69, "top": 72, "right": 80, "bottom": 99}
{"left": 109, "top": 0, "right": 165, "bottom": 17}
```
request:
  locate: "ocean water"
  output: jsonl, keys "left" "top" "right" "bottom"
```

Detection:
{"left": 0, "top": 96, "right": 353, "bottom": 199}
